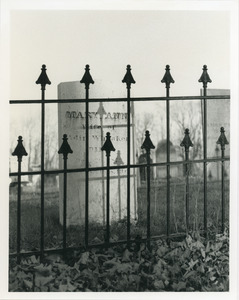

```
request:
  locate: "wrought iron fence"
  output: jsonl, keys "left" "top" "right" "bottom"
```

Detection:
{"left": 9, "top": 64, "right": 230, "bottom": 263}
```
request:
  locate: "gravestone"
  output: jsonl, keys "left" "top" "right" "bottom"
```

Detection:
{"left": 202, "top": 89, "right": 230, "bottom": 180}
{"left": 58, "top": 81, "right": 136, "bottom": 226}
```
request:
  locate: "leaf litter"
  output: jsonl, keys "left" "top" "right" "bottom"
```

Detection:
{"left": 9, "top": 231, "right": 229, "bottom": 292}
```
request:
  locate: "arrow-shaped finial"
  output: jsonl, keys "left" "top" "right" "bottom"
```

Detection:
{"left": 12, "top": 136, "right": 28, "bottom": 162}
{"left": 161, "top": 65, "right": 175, "bottom": 89}
{"left": 58, "top": 134, "right": 73, "bottom": 160}
{"left": 180, "top": 128, "right": 194, "bottom": 152}
{"left": 97, "top": 102, "right": 107, "bottom": 119}
{"left": 141, "top": 130, "right": 155, "bottom": 152}
{"left": 101, "top": 132, "right": 116, "bottom": 157}
{"left": 198, "top": 65, "right": 212, "bottom": 88}
{"left": 36, "top": 64, "right": 51, "bottom": 91}
{"left": 216, "top": 127, "right": 229, "bottom": 151}
{"left": 80, "top": 64, "right": 94, "bottom": 89}
{"left": 114, "top": 150, "right": 124, "bottom": 166}
{"left": 122, "top": 65, "right": 136, "bottom": 89}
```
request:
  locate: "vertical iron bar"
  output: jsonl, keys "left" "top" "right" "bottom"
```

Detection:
{"left": 141, "top": 131, "right": 155, "bottom": 249}
{"left": 40, "top": 88, "right": 45, "bottom": 260}
{"left": 36, "top": 64, "right": 51, "bottom": 260}
{"left": 127, "top": 91, "right": 131, "bottom": 247}
{"left": 58, "top": 134, "right": 73, "bottom": 259}
{"left": 106, "top": 154, "right": 110, "bottom": 246}
{"left": 180, "top": 129, "right": 193, "bottom": 233}
{"left": 85, "top": 90, "right": 89, "bottom": 248}
{"left": 17, "top": 160, "right": 21, "bottom": 264}
{"left": 122, "top": 65, "right": 135, "bottom": 247}
{"left": 221, "top": 148, "right": 225, "bottom": 233}
{"left": 166, "top": 89, "right": 170, "bottom": 240}
{"left": 146, "top": 150, "right": 151, "bottom": 249}
{"left": 185, "top": 150, "right": 189, "bottom": 232}
{"left": 63, "top": 158, "right": 67, "bottom": 257}
{"left": 80, "top": 65, "right": 94, "bottom": 248}
{"left": 161, "top": 65, "right": 174, "bottom": 242}
{"left": 203, "top": 87, "right": 208, "bottom": 238}
{"left": 12, "top": 136, "right": 28, "bottom": 263}
{"left": 199, "top": 65, "right": 211, "bottom": 239}
{"left": 101, "top": 132, "right": 115, "bottom": 247}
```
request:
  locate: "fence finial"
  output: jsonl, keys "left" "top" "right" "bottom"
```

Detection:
{"left": 141, "top": 130, "right": 155, "bottom": 152}
{"left": 36, "top": 64, "right": 51, "bottom": 90}
{"left": 12, "top": 136, "right": 28, "bottom": 162}
{"left": 180, "top": 128, "right": 194, "bottom": 152}
{"left": 80, "top": 64, "right": 94, "bottom": 89}
{"left": 114, "top": 150, "right": 124, "bottom": 165}
{"left": 122, "top": 65, "right": 136, "bottom": 89}
{"left": 58, "top": 134, "right": 73, "bottom": 159}
{"left": 161, "top": 65, "right": 175, "bottom": 89}
{"left": 97, "top": 102, "right": 107, "bottom": 119}
{"left": 216, "top": 127, "right": 229, "bottom": 150}
{"left": 198, "top": 65, "right": 212, "bottom": 88}
{"left": 101, "top": 132, "right": 116, "bottom": 156}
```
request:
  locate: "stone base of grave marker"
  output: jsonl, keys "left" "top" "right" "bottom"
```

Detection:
{"left": 58, "top": 81, "right": 137, "bottom": 226}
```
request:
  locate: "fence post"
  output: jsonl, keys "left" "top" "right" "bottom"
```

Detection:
{"left": 180, "top": 129, "right": 193, "bottom": 233}
{"left": 141, "top": 130, "right": 155, "bottom": 249}
{"left": 80, "top": 64, "right": 94, "bottom": 248}
{"left": 122, "top": 64, "right": 135, "bottom": 248}
{"left": 58, "top": 134, "right": 73, "bottom": 258}
{"left": 12, "top": 136, "right": 28, "bottom": 264}
{"left": 36, "top": 64, "right": 51, "bottom": 260}
{"left": 216, "top": 127, "right": 229, "bottom": 233}
{"left": 161, "top": 65, "right": 174, "bottom": 242}
{"left": 101, "top": 132, "right": 115, "bottom": 247}
{"left": 114, "top": 151, "right": 124, "bottom": 221}
{"left": 198, "top": 65, "right": 212, "bottom": 239}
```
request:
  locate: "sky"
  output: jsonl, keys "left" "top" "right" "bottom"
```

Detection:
{"left": 10, "top": 10, "right": 230, "bottom": 100}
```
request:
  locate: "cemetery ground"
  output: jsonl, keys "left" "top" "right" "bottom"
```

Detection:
{"left": 9, "top": 179, "right": 229, "bottom": 292}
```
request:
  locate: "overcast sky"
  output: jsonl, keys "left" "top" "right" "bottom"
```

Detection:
{"left": 10, "top": 10, "right": 230, "bottom": 100}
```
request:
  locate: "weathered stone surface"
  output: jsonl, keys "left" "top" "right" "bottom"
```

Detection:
{"left": 58, "top": 81, "right": 136, "bottom": 226}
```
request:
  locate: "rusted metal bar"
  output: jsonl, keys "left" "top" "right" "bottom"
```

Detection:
{"left": 180, "top": 129, "right": 193, "bottom": 232}
{"left": 141, "top": 131, "right": 155, "bottom": 249}
{"left": 36, "top": 64, "right": 51, "bottom": 260}
{"left": 80, "top": 64, "right": 94, "bottom": 248}
{"left": 216, "top": 127, "right": 229, "bottom": 233}
{"left": 199, "top": 65, "right": 211, "bottom": 239}
{"left": 12, "top": 136, "right": 28, "bottom": 264}
{"left": 122, "top": 64, "right": 135, "bottom": 248}
{"left": 101, "top": 132, "right": 115, "bottom": 247}
{"left": 58, "top": 134, "right": 73, "bottom": 258}
{"left": 161, "top": 65, "right": 174, "bottom": 241}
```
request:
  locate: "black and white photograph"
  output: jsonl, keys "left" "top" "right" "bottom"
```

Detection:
{"left": 0, "top": 0, "right": 238, "bottom": 299}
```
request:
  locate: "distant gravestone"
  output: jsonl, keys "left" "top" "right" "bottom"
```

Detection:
{"left": 58, "top": 81, "right": 136, "bottom": 226}
{"left": 202, "top": 89, "right": 230, "bottom": 180}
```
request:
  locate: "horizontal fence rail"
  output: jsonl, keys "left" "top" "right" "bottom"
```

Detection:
{"left": 9, "top": 64, "right": 230, "bottom": 261}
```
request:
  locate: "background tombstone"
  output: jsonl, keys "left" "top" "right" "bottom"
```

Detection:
{"left": 58, "top": 81, "right": 136, "bottom": 226}
{"left": 201, "top": 89, "right": 230, "bottom": 180}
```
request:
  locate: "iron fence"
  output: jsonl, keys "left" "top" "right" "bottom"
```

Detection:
{"left": 9, "top": 64, "right": 230, "bottom": 263}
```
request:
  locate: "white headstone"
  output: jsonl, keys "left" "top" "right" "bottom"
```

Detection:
{"left": 58, "top": 81, "right": 137, "bottom": 226}
{"left": 202, "top": 89, "right": 230, "bottom": 179}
